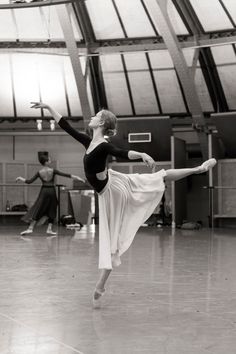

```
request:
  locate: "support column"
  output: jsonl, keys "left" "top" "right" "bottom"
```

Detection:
{"left": 89, "top": 56, "right": 108, "bottom": 112}
{"left": 190, "top": 48, "right": 200, "bottom": 80}
{"left": 57, "top": 4, "right": 91, "bottom": 127}
{"left": 145, "top": 0, "right": 209, "bottom": 159}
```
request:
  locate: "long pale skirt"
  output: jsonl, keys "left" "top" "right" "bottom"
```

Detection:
{"left": 98, "top": 168, "right": 166, "bottom": 269}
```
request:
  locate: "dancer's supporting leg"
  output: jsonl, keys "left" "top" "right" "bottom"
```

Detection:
{"left": 165, "top": 158, "right": 216, "bottom": 182}
{"left": 93, "top": 269, "right": 112, "bottom": 308}
{"left": 20, "top": 220, "right": 36, "bottom": 235}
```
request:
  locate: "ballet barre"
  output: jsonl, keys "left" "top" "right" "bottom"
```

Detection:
{"left": 0, "top": 183, "right": 64, "bottom": 225}
{"left": 203, "top": 185, "right": 236, "bottom": 228}
{"left": 203, "top": 186, "right": 236, "bottom": 189}
{"left": 0, "top": 183, "right": 42, "bottom": 186}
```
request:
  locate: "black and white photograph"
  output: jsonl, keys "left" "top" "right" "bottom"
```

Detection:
{"left": 0, "top": 0, "right": 235, "bottom": 353}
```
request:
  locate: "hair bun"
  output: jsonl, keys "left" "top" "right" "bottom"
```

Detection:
{"left": 100, "top": 109, "right": 117, "bottom": 137}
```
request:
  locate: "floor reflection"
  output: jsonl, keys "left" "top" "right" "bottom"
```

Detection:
{"left": 0, "top": 225, "right": 236, "bottom": 353}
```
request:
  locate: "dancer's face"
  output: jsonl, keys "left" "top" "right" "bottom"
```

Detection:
{"left": 88, "top": 111, "right": 103, "bottom": 129}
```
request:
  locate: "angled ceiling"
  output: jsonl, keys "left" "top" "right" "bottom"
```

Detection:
{"left": 0, "top": 0, "right": 235, "bottom": 155}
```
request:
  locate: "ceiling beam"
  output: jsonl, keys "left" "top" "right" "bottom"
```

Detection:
{"left": 0, "top": 0, "right": 74, "bottom": 10}
{"left": 199, "top": 48, "right": 228, "bottom": 112}
{"left": 172, "top": 0, "right": 203, "bottom": 35}
{"left": 173, "top": 0, "right": 229, "bottom": 114}
{"left": 56, "top": 3, "right": 91, "bottom": 127}
{"left": 1, "top": 32, "right": 236, "bottom": 54}
{"left": 72, "top": 0, "right": 96, "bottom": 45}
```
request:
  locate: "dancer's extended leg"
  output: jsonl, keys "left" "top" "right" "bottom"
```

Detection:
{"left": 165, "top": 158, "right": 216, "bottom": 182}
{"left": 93, "top": 269, "right": 112, "bottom": 309}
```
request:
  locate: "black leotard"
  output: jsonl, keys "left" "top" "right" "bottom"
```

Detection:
{"left": 58, "top": 118, "right": 129, "bottom": 193}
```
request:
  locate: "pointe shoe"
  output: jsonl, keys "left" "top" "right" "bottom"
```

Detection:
{"left": 92, "top": 288, "right": 105, "bottom": 309}
{"left": 20, "top": 229, "right": 33, "bottom": 235}
{"left": 199, "top": 158, "right": 217, "bottom": 173}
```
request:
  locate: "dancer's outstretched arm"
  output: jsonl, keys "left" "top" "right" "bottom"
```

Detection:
{"left": 16, "top": 172, "right": 39, "bottom": 184}
{"left": 54, "top": 169, "right": 85, "bottom": 183}
{"left": 71, "top": 175, "right": 86, "bottom": 183}
{"left": 128, "top": 150, "right": 155, "bottom": 169}
{"left": 105, "top": 144, "right": 155, "bottom": 169}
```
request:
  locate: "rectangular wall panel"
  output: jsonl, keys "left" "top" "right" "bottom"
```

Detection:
{"left": 154, "top": 70, "right": 186, "bottom": 113}
{"left": 167, "top": 1, "right": 189, "bottom": 35}
{"left": 38, "top": 56, "right": 68, "bottom": 116}
{"left": 189, "top": 0, "right": 233, "bottom": 31}
{"left": 217, "top": 66, "right": 236, "bottom": 109}
{"left": 0, "top": 55, "right": 14, "bottom": 116}
{"left": 195, "top": 69, "right": 214, "bottom": 112}
{"left": 0, "top": 10, "right": 16, "bottom": 40}
{"left": 85, "top": 0, "right": 124, "bottom": 39}
{"left": 103, "top": 72, "right": 133, "bottom": 115}
{"left": 5, "top": 163, "right": 25, "bottom": 207}
{"left": 128, "top": 72, "right": 159, "bottom": 114}
{"left": 115, "top": 0, "right": 156, "bottom": 37}
{"left": 12, "top": 55, "right": 41, "bottom": 117}
{"left": 223, "top": 0, "right": 236, "bottom": 23}
{"left": 0, "top": 136, "right": 13, "bottom": 161}
{"left": 14, "top": 8, "right": 48, "bottom": 40}
{"left": 63, "top": 57, "right": 82, "bottom": 116}
{"left": 211, "top": 45, "right": 236, "bottom": 65}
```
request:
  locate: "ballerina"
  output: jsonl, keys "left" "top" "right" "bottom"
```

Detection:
{"left": 30, "top": 102, "right": 216, "bottom": 308}
{"left": 16, "top": 153, "right": 85, "bottom": 236}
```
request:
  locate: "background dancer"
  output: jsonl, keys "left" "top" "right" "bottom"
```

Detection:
{"left": 30, "top": 102, "right": 216, "bottom": 308}
{"left": 16, "top": 153, "right": 84, "bottom": 235}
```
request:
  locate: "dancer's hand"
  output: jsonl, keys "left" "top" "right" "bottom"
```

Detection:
{"left": 141, "top": 153, "right": 155, "bottom": 169}
{"left": 30, "top": 102, "right": 62, "bottom": 123}
{"left": 72, "top": 175, "right": 86, "bottom": 183}
{"left": 30, "top": 102, "right": 49, "bottom": 110}
{"left": 16, "top": 176, "right": 25, "bottom": 183}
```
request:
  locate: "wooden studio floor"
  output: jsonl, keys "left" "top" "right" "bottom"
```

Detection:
{"left": 0, "top": 223, "right": 236, "bottom": 354}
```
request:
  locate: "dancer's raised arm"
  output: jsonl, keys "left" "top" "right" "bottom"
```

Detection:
{"left": 30, "top": 102, "right": 62, "bottom": 123}
{"left": 30, "top": 102, "right": 91, "bottom": 148}
{"left": 54, "top": 169, "right": 85, "bottom": 183}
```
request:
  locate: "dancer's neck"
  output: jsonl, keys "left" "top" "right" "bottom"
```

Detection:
{"left": 91, "top": 128, "right": 106, "bottom": 143}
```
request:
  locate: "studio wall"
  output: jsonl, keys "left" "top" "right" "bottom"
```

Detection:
{"left": 0, "top": 134, "right": 85, "bottom": 179}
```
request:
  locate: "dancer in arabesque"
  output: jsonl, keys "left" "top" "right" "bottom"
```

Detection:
{"left": 30, "top": 102, "right": 216, "bottom": 308}
{"left": 16, "top": 153, "right": 84, "bottom": 236}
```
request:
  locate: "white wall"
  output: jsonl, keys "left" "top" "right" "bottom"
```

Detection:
{"left": 0, "top": 136, "right": 14, "bottom": 161}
